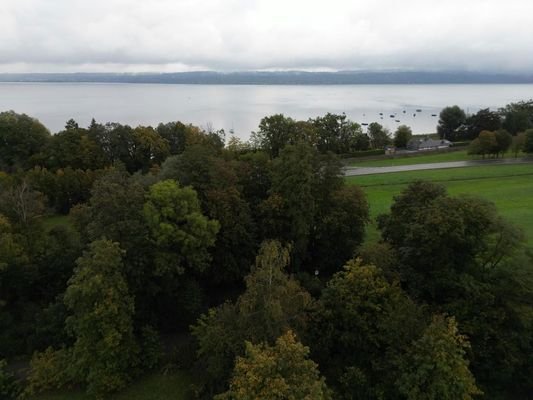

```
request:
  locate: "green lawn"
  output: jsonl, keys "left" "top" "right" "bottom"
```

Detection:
{"left": 30, "top": 371, "right": 193, "bottom": 400}
{"left": 348, "top": 149, "right": 528, "bottom": 167}
{"left": 346, "top": 164, "right": 533, "bottom": 247}
{"left": 41, "top": 214, "right": 72, "bottom": 231}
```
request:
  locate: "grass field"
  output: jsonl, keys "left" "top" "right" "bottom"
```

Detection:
{"left": 30, "top": 371, "right": 193, "bottom": 400}
{"left": 41, "top": 214, "right": 71, "bottom": 231}
{"left": 346, "top": 164, "right": 533, "bottom": 246}
{"left": 348, "top": 149, "right": 528, "bottom": 167}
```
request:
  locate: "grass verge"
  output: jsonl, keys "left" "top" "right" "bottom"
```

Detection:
{"left": 348, "top": 150, "right": 528, "bottom": 167}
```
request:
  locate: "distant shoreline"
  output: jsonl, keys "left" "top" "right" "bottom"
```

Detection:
{"left": 2, "top": 71, "right": 533, "bottom": 85}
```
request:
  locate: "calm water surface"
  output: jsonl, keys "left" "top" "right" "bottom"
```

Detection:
{"left": 1, "top": 83, "right": 532, "bottom": 139}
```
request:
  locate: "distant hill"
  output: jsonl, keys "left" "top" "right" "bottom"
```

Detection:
{"left": 1, "top": 71, "right": 533, "bottom": 84}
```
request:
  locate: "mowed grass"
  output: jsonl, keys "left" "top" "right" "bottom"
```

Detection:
{"left": 346, "top": 164, "right": 533, "bottom": 247}
{"left": 348, "top": 149, "right": 528, "bottom": 167}
{"left": 30, "top": 371, "right": 193, "bottom": 400}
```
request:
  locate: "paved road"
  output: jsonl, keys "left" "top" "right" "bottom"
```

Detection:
{"left": 343, "top": 158, "right": 533, "bottom": 176}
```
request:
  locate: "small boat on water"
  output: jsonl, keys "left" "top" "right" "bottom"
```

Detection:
{"left": 390, "top": 114, "right": 395, "bottom": 118}
{"left": 431, "top": 114, "right": 437, "bottom": 117}
{"left": 379, "top": 112, "right": 383, "bottom": 115}
{"left": 395, "top": 120, "right": 400, "bottom": 123}
{"left": 361, "top": 123, "right": 369, "bottom": 126}
{"left": 416, "top": 109, "right": 422, "bottom": 112}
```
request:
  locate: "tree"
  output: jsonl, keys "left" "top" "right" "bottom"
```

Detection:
{"left": 494, "top": 129, "right": 512, "bottom": 157}
{"left": 465, "top": 109, "right": 502, "bottom": 140}
{"left": 192, "top": 241, "right": 314, "bottom": 396}
{"left": 0, "top": 111, "right": 50, "bottom": 171}
{"left": 500, "top": 100, "right": 533, "bottom": 135}
{"left": 309, "top": 185, "right": 369, "bottom": 276}
{"left": 156, "top": 121, "right": 189, "bottom": 155}
{"left": 394, "top": 125, "right": 413, "bottom": 148}
{"left": 510, "top": 132, "right": 526, "bottom": 157}
{"left": 377, "top": 181, "right": 532, "bottom": 396}
{"left": 308, "top": 260, "right": 424, "bottom": 399}
{"left": 131, "top": 126, "right": 170, "bottom": 172}
{"left": 367, "top": 122, "right": 391, "bottom": 149}
{"left": 312, "top": 113, "right": 367, "bottom": 153}
{"left": 144, "top": 179, "right": 219, "bottom": 277}
{"left": 524, "top": 128, "right": 533, "bottom": 153}
{"left": 396, "top": 315, "right": 481, "bottom": 400}
{"left": 377, "top": 181, "right": 524, "bottom": 302}
{"left": 468, "top": 130, "right": 496, "bottom": 158}
{"left": 262, "top": 143, "right": 316, "bottom": 269}
{"left": 437, "top": 106, "right": 466, "bottom": 141}
{"left": 216, "top": 331, "right": 330, "bottom": 400}
{"left": 251, "top": 114, "right": 300, "bottom": 158}
{"left": 63, "top": 240, "right": 139, "bottom": 397}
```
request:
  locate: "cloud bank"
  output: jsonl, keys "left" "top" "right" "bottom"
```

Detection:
{"left": 1, "top": 0, "right": 532, "bottom": 73}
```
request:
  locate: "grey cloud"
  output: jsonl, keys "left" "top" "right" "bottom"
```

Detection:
{"left": 1, "top": 0, "right": 532, "bottom": 72}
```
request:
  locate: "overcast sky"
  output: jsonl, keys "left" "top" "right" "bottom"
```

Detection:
{"left": 1, "top": 0, "right": 532, "bottom": 73}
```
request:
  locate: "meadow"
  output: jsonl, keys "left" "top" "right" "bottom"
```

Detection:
{"left": 346, "top": 163, "right": 533, "bottom": 246}
{"left": 347, "top": 149, "right": 529, "bottom": 167}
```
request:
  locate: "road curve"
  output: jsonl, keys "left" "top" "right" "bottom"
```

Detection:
{"left": 343, "top": 157, "right": 533, "bottom": 176}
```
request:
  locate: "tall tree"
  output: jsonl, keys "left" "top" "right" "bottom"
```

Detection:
{"left": 367, "top": 122, "right": 391, "bottom": 149}
{"left": 0, "top": 111, "right": 50, "bottom": 171}
{"left": 216, "top": 331, "right": 330, "bottom": 400}
{"left": 308, "top": 260, "right": 424, "bottom": 399}
{"left": 192, "top": 241, "right": 314, "bottom": 396}
{"left": 394, "top": 125, "right": 413, "bottom": 148}
{"left": 396, "top": 315, "right": 481, "bottom": 400}
{"left": 251, "top": 114, "right": 300, "bottom": 158}
{"left": 262, "top": 143, "right": 316, "bottom": 269}
{"left": 437, "top": 106, "right": 466, "bottom": 141}
{"left": 63, "top": 240, "right": 139, "bottom": 397}
{"left": 144, "top": 179, "right": 219, "bottom": 277}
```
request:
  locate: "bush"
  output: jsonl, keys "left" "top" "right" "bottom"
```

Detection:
{"left": 0, "top": 359, "right": 21, "bottom": 400}
{"left": 341, "top": 149, "right": 385, "bottom": 159}
{"left": 140, "top": 325, "right": 163, "bottom": 370}
{"left": 24, "top": 348, "right": 75, "bottom": 397}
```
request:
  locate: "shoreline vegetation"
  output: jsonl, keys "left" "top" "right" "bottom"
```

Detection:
{"left": 2, "top": 99, "right": 533, "bottom": 400}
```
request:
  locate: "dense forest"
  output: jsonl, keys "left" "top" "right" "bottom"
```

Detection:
{"left": 1, "top": 102, "right": 533, "bottom": 400}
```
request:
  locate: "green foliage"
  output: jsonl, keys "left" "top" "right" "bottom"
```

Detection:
{"left": 465, "top": 108, "right": 502, "bottom": 139}
{"left": 394, "top": 125, "right": 413, "bottom": 148}
{"left": 192, "top": 241, "right": 314, "bottom": 396}
{"left": 378, "top": 181, "right": 524, "bottom": 302}
{"left": 342, "top": 148, "right": 385, "bottom": 158}
{"left": 437, "top": 106, "right": 466, "bottom": 141}
{"left": 216, "top": 331, "right": 330, "bottom": 400}
{"left": 310, "top": 185, "right": 369, "bottom": 276}
{"left": 25, "top": 347, "right": 75, "bottom": 397}
{"left": 309, "top": 260, "right": 424, "bottom": 399}
{"left": 63, "top": 240, "right": 139, "bottom": 398}
{"left": 524, "top": 128, "right": 533, "bottom": 153}
{"left": 312, "top": 113, "right": 368, "bottom": 153}
{"left": 0, "top": 111, "right": 50, "bottom": 171}
{"left": 468, "top": 129, "right": 511, "bottom": 158}
{"left": 377, "top": 181, "right": 533, "bottom": 396}
{"left": 0, "top": 359, "right": 21, "bottom": 400}
{"left": 144, "top": 179, "right": 219, "bottom": 276}
{"left": 251, "top": 114, "right": 301, "bottom": 158}
{"left": 264, "top": 143, "right": 316, "bottom": 268}
{"left": 367, "top": 122, "right": 391, "bottom": 149}
{"left": 396, "top": 315, "right": 481, "bottom": 400}
{"left": 139, "top": 325, "right": 163, "bottom": 371}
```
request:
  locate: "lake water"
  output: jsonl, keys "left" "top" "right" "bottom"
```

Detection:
{"left": 1, "top": 83, "right": 532, "bottom": 139}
